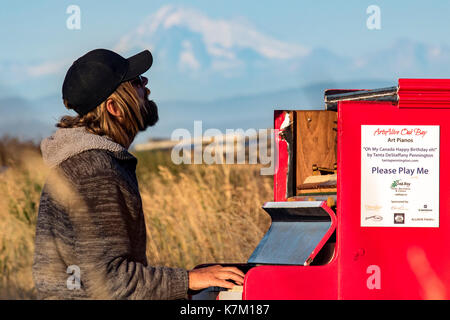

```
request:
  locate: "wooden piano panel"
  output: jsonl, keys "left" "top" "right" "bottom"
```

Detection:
{"left": 295, "top": 111, "right": 337, "bottom": 193}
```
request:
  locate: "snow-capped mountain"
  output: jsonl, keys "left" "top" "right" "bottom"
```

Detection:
{"left": 111, "top": 5, "right": 450, "bottom": 101}
{"left": 113, "top": 5, "right": 314, "bottom": 100}
{"left": 115, "top": 5, "right": 310, "bottom": 65}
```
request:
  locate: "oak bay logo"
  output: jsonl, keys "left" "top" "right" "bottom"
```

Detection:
{"left": 390, "top": 179, "right": 411, "bottom": 191}
{"left": 390, "top": 179, "right": 400, "bottom": 190}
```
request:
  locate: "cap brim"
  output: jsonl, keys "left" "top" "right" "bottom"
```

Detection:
{"left": 123, "top": 50, "right": 153, "bottom": 81}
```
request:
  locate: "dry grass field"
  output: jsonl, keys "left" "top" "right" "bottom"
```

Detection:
{"left": 0, "top": 137, "right": 272, "bottom": 299}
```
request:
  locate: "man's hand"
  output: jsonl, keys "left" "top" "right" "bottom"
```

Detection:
{"left": 188, "top": 265, "right": 245, "bottom": 290}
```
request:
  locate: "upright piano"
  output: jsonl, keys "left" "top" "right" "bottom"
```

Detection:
{"left": 191, "top": 79, "right": 450, "bottom": 300}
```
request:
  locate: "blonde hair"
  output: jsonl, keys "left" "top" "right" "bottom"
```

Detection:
{"left": 57, "top": 81, "right": 145, "bottom": 148}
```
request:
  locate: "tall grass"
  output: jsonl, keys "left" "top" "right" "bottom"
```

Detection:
{"left": 0, "top": 139, "right": 272, "bottom": 299}
{"left": 0, "top": 137, "right": 44, "bottom": 299}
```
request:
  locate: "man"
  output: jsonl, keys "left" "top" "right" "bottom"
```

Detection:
{"left": 32, "top": 48, "right": 244, "bottom": 299}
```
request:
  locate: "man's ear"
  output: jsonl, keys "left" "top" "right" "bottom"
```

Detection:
{"left": 106, "top": 99, "right": 122, "bottom": 117}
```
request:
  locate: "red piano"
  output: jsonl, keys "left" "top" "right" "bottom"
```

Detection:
{"left": 192, "top": 79, "right": 450, "bottom": 300}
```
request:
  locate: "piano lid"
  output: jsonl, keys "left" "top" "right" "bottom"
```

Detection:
{"left": 248, "top": 201, "right": 336, "bottom": 266}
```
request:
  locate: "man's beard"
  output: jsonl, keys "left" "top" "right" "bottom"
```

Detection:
{"left": 137, "top": 98, "right": 159, "bottom": 131}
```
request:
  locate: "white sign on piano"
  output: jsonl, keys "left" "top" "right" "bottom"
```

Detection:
{"left": 361, "top": 125, "right": 440, "bottom": 227}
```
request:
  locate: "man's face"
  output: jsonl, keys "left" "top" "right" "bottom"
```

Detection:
{"left": 131, "top": 75, "right": 149, "bottom": 100}
{"left": 130, "top": 75, "right": 159, "bottom": 131}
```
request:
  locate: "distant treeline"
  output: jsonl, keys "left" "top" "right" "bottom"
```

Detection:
{"left": 0, "top": 136, "right": 41, "bottom": 168}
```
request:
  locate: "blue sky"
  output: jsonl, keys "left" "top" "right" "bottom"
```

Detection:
{"left": 1, "top": 0, "right": 449, "bottom": 62}
{"left": 1, "top": 1, "right": 450, "bottom": 119}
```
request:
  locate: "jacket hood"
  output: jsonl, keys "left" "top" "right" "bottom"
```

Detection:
{"left": 40, "top": 126, "right": 135, "bottom": 168}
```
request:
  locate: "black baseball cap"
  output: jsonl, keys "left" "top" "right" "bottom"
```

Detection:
{"left": 62, "top": 48, "right": 153, "bottom": 116}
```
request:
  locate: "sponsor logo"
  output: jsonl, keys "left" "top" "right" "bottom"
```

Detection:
{"left": 365, "top": 204, "right": 382, "bottom": 211}
{"left": 390, "top": 179, "right": 400, "bottom": 190}
{"left": 419, "top": 204, "right": 433, "bottom": 212}
{"left": 394, "top": 213, "right": 405, "bottom": 224}
{"left": 365, "top": 215, "right": 383, "bottom": 222}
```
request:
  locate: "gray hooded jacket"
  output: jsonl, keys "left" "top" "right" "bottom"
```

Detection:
{"left": 32, "top": 126, "right": 188, "bottom": 299}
